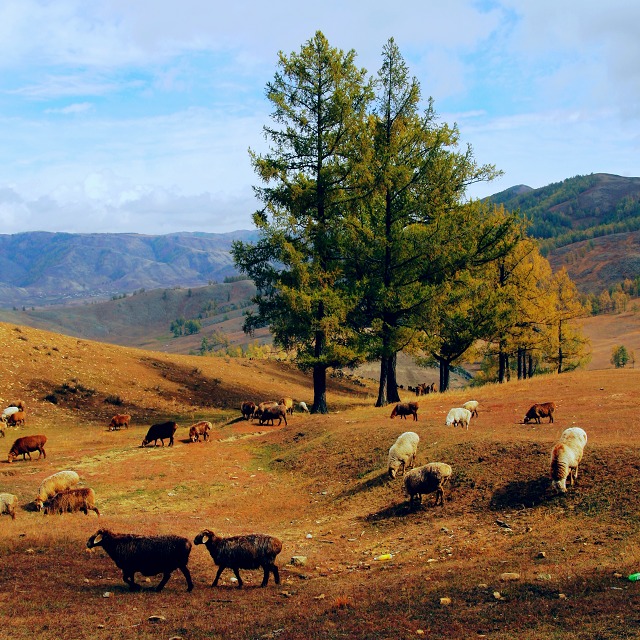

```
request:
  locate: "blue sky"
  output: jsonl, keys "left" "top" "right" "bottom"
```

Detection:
{"left": 0, "top": 0, "right": 638, "bottom": 234}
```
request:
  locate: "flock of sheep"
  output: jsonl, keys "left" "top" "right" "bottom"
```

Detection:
{"left": 0, "top": 391, "right": 587, "bottom": 593}
{"left": 386, "top": 398, "right": 587, "bottom": 508}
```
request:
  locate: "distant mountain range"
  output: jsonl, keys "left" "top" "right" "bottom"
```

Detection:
{"left": 1, "top": 173, "right": 639, "bottom": 308}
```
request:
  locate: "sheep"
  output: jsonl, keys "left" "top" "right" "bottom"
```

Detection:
{"left": 388, "top": 431, "right": 420, "bottom": 479}
{"left": 462, "top": 400, "right": 479, "bottom": 418}
{"left": 445, "top": 407, "right": 472, "bottom": 430}
{"left": 297, "top": 401, "right": 310, "bottom": 413}
{"left": 390, "top": 402, "right": 419, "bottom": 421}
{"left": 550, "top": 427, "right": 588, "bottom": 493}
{"left": 1, "top": 406, "right": 21, "bottom": 424}
{"left": 43, "top": 487, "right": 100, "bottom": 516}
{"left": 141, "top": 421, "right": 177, "bottom": 447}
{"left": 253, "top": 401, "right": 278, "bottom": 421}
{"left": 404, "top": 462, "right": 452, "bottom": 506}
{"left": 279, "top": 397, "right": 294, "bottom": 416}
{"left": 6, "top": 411, "right": 26, "bottom": 427}
{"left": 109, "top": 414, "right": 130, "bottom": 431}
{"left": 259, "top": 405, "right": 288, "bottom": 427}
{"left": 0, "top": 493, "right": 18, "bottom": 519}
{"left": 7, "top": 435, "right": 47, "bottom": 463}
{"left": 524, "top": 402, "right": 555, "bottom": 424}
{"left": 194, "top": 529, "right": 283, "bottom": 588}
{"left": 241, "top": 401, "right": 256, "bottom": 420}
{"left": 86, "top": 529, "right": 194, "bottom": 592}
{"left": 34, "top": 470, "right": 80, "bottom": 511}
{"left": 189, "top": 421, "right": 212, "bottom": 443}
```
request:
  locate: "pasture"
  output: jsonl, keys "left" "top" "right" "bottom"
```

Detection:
{"left": 0, "top": 322, "right": 639, "bottom": 639}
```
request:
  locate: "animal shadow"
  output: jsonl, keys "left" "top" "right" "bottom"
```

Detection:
{"left": 490, "top": 476, "right": 550, "bottom": 510}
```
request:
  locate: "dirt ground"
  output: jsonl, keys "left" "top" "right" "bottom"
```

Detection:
{"left": 0, "top": 322, "right": 639, "bottom": 639}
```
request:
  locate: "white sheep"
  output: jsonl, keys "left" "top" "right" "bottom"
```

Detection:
{"left": 387, "top": 431, "right": 420, "bottom": 479}
{"left": 34, "top": 470, "right": 80, "bottom": 511}
{"left": 550, "top": 427, "right": 588, "bottom": 493}
{"left": 404, "top": 462, "right": 452, "bottom": 506}
{"left": 0, "top": 493, "right": 18, "bottom": 519}
{"left": 462, "top": 400, "right": 479, "bottom": 418}
{"left": 446, "top": 407, "right": 472, "bottom": 430}
{"left": 297, "top": 401, "right": 310, "bottom": 413}
{"left": 1, "top": 406, "right": 20, "bottom": 424}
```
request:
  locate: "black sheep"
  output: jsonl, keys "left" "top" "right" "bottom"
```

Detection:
{"left": 194, "top": 529, "right": 282, "bottom": 588}
{"left": 141, "top": 421, "right": 177, "bottom": 447}
{"left": 86, "top": 529, "right": 193, "bottom": 592}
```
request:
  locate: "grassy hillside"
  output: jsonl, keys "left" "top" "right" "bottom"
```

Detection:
{"left": 0, "top": 322, "right": 639, "bottom": 639}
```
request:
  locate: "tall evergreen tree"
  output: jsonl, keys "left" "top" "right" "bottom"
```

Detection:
{"left": 232, "top": 32, "right": 372, "bottom": 413}
{"left": 344, "top": 39, "right": 507, "bottom": 404}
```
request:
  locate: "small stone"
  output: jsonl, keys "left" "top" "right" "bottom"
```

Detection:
{"left": 102, "top": 592, "right": 112, "bottom": 598}
{"left": 290, "top": 556, "right": 307, "bottom": 567}
{"left": 477, "top": 583, "right": 488, "bottom": 589}
{"left": 280, "top": 591, "right": 293, "bottom": 598}
{"left": 306, "top": 533, "right": 313, "bottom": 539}
{"left": 148, "top": 615, "right": 166, "bottom": 622}
{"left": 500, "top": 572, "right": 520, "bottom": 581}
{"left": 537, "top": 573, "right": 552, "bottom": 581}
{"left": 416, "top": 630, "right": 425, "bottom": 635}
{"left": 537, "top": 551, "right": 547, "bottom": 559}
{"left": 614, "top": 572, "right": 623, "bottom": 579}
{"left": 97, "top": 624, "right": 105, "bottom": 629}
{"left": 493, "top": 591, "right": 503, "bottom": 600}
{"left": 558, "top": 593, "right": 567, "bottom": 599}
{"left": 314, "top": 594, "right": 326, "bottom": 600}
{"left": 440, "top": 597, "right": 451, "bottom": 606}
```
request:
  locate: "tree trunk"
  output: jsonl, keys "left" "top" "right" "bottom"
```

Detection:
{"left": 498, "top": 345, "right": 507, "bottom": 383}
{"left": 439, "top": 358, "right": 450, "bottom": 392}
{"left": 311, "top": 364, "right": 328, "bottom": 414}
{"left": 387, "top": 352, "right": 400, "bottom": 403}
{"left": 375, "top": 355, "right": 390, "bottom": 407}
{"left": 528, "top": 353, "right": 534, "bottom": 377}
{"left": 557, "top": 320, "right": 564, "bottom": 374}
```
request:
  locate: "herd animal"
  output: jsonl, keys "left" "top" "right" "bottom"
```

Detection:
{"left": 387, "top": 431, "right": 420, "bottom": 478}
{"left": 390, "top": 402, "right": 419, "bottom": 421}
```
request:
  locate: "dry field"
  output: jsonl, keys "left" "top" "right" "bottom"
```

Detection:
{"left": 1, "top": 322, "right": 640, "bottom": 640}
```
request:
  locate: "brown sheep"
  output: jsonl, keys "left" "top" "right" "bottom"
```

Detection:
{"left": 189, "top": 421, "right": 212, "bottom": 442}
{"left": 390, "top": 402, "right": 419, "bottom": 421}
{"left": 109, "top": 414, "right": 131, "bottom": 431}
{"left": 8, "top": 435, "right": 47, "bottom": 463}
{"left": 524, "top": 402, "right": 555, "bottom": 424}
{"left": 43, "top": 487, "right": 100, "bottom": 516}
{"left": 258, "top": 405, "right": 288, "bottom": 427}
{"left": 279, "top": 397, "right": 294, "bottom": 416}
{"left": 253, "top": 401, "right": 278, "bottom": 421}
{"left": 7, "top": 411, "right": 26, "bottom": 427}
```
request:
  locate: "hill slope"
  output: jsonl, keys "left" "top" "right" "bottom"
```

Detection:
{"left": 0, "top": 322, "right": 639, "bottom": 639}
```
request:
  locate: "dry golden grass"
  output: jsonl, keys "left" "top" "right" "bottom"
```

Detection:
{"left": 1, "top": 321, "right": 640, "bottom": 639}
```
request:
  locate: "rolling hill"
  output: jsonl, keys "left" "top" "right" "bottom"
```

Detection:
{"left": 0, "top": 321, "right": 639, "bottom": 639}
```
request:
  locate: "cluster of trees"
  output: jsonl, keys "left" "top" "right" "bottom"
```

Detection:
{"left": 232, "top": 32, "right": 589, "bottom": 413}
{"left": 581, "top": 277, "right": 640, "bottom": 315}
{"left": 170, "top": 317, "right": 201, "bottom": 337}
{"left": 611, "top": 345, "right": 635, "bottom": 368}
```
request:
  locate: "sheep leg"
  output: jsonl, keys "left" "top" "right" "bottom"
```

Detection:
{"left": 233, "top": 568, "right": 243, "bottom": 588}
{"left": 212, "top": 565, "right": 225, "bottom": 587}
{"left": 89, "top": 505, "right": 100, "bottom": 516}
{"left": 261, "top": 565, "right": 270, "bottom": 587}
{"left": 123, "top": 572, "right": 141, "bottom": 591}
{"left": 179, "top": 565, "right": 194, "bottom": 592}
{"left": 155, "top": 571, "right": 173, "bottom": 592}
{"left": 271, "top": 563, "right": 280, "bottom": 585}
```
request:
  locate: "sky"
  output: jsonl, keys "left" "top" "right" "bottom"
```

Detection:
{"left": 0, "top": 0, "right": 638, "bottom": 236}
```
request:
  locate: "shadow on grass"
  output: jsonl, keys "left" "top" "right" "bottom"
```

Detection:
{"left": 490, "top": 475, "right": 551, "bottom": 510}
{"left": 335, "top": 471, "right": 389, "bottom": 500}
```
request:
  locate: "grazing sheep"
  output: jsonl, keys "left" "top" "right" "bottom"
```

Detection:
{"left": 550, "top": 427, "right": 588, "bottom": 493}
{"left": 1, "top": 406, "right": 21, "bottom": 424}
{"left": 0, "top": 493, "right": 18, "bottom": 519}
{"left": 462, "top": 400, "right": 479, "bottom": 418}
{"left": 6, "top": 411, "right": 26, "bottom": 427}
{"left": 524, "top": 402, "right": 555, "bottom": 424}
{"left": 390, "top": 402, "right": 419, "bottom": 421}
{"left": 445, "top": 407, "right": 472, "bottom": 430}
{"left": 43, "top": 487, "right": 100, "bottom": 516}
{"left": 241, "top": 401, "right": 256, "bottom": 420}
{"left": 254, "top": 401, "right": 278, "bottom": 421}
{"left": 279, "top": 397, "right": 294, "bottom": 416}
{"left": 109, "top": 414, "right": 130, "bottom": 431}
{"left": 194, "top": 529, "right": 283, "bottom": 588}
{"left": 259, "top": 405, "right": 288, "bottom": 427}
{"left": 34, "top": 470, "right": 80, "bottom": 511}
{"left": 86, "top": 529, "right": 193, "bottom": 592}
{"left": 141, "top": 421, "right": 177, "bottom": 447}
{"left": 189, "top": 421, "right": 212, "bottom": 443}
{"left": 388, "top": 432, "right": 420, "bottom": 479}
{"left": 297, "top": 401, "right": 310, "bottom": 414}
{"left": 7, "top": 435, "right": 47, "bottom": 463}
{"left": 404, "top": 462, "right": 452, "bottom": 506}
